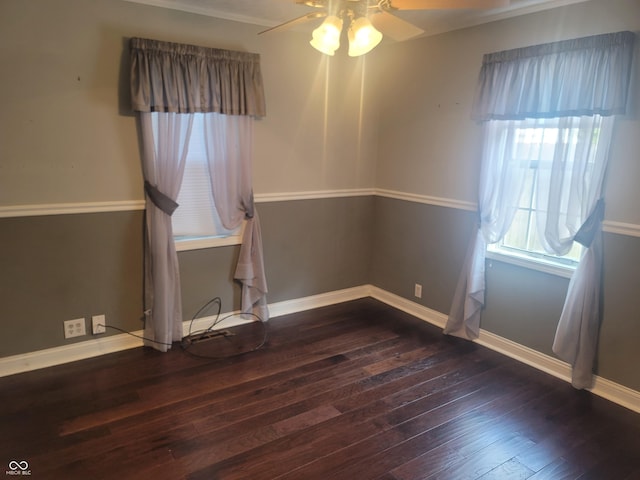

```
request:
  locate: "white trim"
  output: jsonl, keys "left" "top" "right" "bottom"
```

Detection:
{"left": 375, "top": 189, "right": 477, "bottom": 212}
{"left": 254, "top": 189, "right": 375, "bottom": 203}
{"left": 121, "top": 0, "right": 275, "bottom": 27}
{"left": 0, "top": 285, "right": 637, "bottom": 413}
{"left": 476, "top": 328, "right": 574, "bottom": 382}
{"left": 174, "top": 222, "right": 246, "bottom": 251}
{"left": 184, "top": 311, "right": 256, "bottom": 336}
{"left": 175, "top": 234, "right": 243, "bottom": 251}
{"left": 602, "top": 220, "right": 640, "bottom": 238}
{"left": 369, "top": 286, "right": 448, "bottom": 328}
{"left": 0, "top": 201, "right": 145, "bottom": 218}
{"left": 0, "top": 190, "right": 376, "bottom": 218}
{"left": 368, "top": 287, "right": 640, "bottom": 414}
{"left": 476, "top": 328, "right": 640, "bottom": 414}
{"left": 0, "top": 333, "right": 143, "bottom": 376}
{"left": 0, "top": 286, "right": 372, "bottom": 379}
{"left": 375, "top": 190, "right": 640, "bottom": 239}
{"left": 3, "top": 193, "right": 640, "bottom": 241}
{"left": 267, "top": 285, "right": 372, "bottom": 318}
{"left": 122, "top": 0, "right": 590, "bottom": 34}
{"left": 423, "top": 0, "right": 592, "bottom": 37}
{"left": 486, "top": 249, "right": 575, "bottom": 279}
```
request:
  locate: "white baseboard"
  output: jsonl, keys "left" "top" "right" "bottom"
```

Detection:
{"left": 0, "top": 333, "right": 143, "bottom": 376}
{"left": 1, "top": 285, "right": 638, "bottom": 414}
{"left": 0, "top": 286, "right": 372, "bottom": 378}
{"left": 368, "top": 286, "right": 640, "bottom": 414}
{"left": 369, "top": 286, "right": 448, "bottom": 328}
{"left": 267, "top": 285, "right": 372, "bottom": 318}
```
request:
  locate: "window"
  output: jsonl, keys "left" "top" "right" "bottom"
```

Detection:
{"left": 164, "top": 114, "right": 242, "bottom": 251}
{"left": 487, "top": 116, "right": 608, "bottom": 275}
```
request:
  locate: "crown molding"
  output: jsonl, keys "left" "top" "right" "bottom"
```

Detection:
{"left": 121, "top": 0, "right": 591, "bottom": 34}
{"left": 121, "top": 0, "right": 277, "bottom": 27}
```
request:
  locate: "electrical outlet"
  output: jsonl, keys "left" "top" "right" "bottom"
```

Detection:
{"left": 92, "top": 314, "right": 106, "bottom": 335}
{"left": 414, "top": 283, "right": 422, "bottom": 299}
{"left": 64, "top": 318, "right": 86, "bottom": 339}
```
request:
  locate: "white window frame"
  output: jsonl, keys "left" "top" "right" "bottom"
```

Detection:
{"left": 170, "top": 113, "right": 243, "bottom": 251}
{"left": 174, "top": 225, "right": 244, "bottom": 251}
{"left": 486, "top": 247, "right": 575, "bottom": 278}
{"left": 484, "top": 116, "right": 606, "bottom": 278}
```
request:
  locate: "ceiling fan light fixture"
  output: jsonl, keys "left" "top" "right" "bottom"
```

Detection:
{"left": 347, "top": 16, "right": 383, "bottom": 57}
{"left": 310, "top": 15, "right": 343, "bottom": 56}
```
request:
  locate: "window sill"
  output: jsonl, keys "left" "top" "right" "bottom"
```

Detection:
{"left": 175, "top": 234, "right": 242, "bottom": 252}
{"left": 486, "top": 249, "right": 575, "bottom": 279}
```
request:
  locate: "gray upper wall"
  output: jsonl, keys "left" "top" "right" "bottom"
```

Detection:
{"left": 1, "top": 0, "right": 638, "bottom": 220}
{"left": 1, "top": 0, "right": 639, "bottom": 394}
{"left": 369, "top": 0, "right": 640, "bottom": 392}
{"left": 0, "top": 0, "right": 379, "bottom": 207}
{"left": 373, "top": 0, "right": 640, "bottom": 226}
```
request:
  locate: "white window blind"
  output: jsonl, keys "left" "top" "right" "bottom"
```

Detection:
{"left": 171, "top": 114, "right": 239, "bottom": 240}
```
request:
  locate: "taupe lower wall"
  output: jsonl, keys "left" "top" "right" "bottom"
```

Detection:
{"left": 0, "top": 196, "right": 374, "bottom": 358}
{"left": 599, "top": 233, "right": 640, "bottom": 390}
{"left": 482, "top": 260, "right": 568, "bottom": 358}
{"left": 371, "top": 196, "right": 640, "bottom": 392}
{"left": 371, "top": 196, "right": 477, "bottom": 314}
{"left": 367, "top": 0, "right": 640, "bottom": 394}
{"left": 2, "top": 195, "right": 639, "bottom": 393}
{"left": 1, "top": 0, "right": 638, "bottom": 397}
{"left": 180, "top": 196, "right": 375, "bottom": 319}
{"left": 178, "top": 245, "right": 242, "bottom": 323}
{"left": 0, "top": 211, "right": 144, "bottom": 356}
{"left": 259, "top": 197, "right": 374, "bottom": 304}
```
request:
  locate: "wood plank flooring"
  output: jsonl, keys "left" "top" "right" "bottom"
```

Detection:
{"left": 1, "top": 298, "right": 639, "bottom": 479}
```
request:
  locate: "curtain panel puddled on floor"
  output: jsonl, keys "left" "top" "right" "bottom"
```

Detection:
{"left": 130, "top": 37, "right": 268, "bottom": 351}
{"left": 445, "top": 31, "right": 635, "bottom": 389}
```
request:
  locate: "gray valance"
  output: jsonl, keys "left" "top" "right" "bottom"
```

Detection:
{"left": 130, "top": 37, "right": 266, "bottom": 116}
{"left": 472, "top": 31, "right": 635, "bottom": 121}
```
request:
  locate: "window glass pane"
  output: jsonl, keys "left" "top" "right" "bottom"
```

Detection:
{"left": 493, "top": 117, "right": 587, "bottom": 269}
{"left": 171, "top": 114, "right": 237, "bottom": 239}
{"left": 518, "top": 167, "right": 536, "bottom": 209}
{"left": 502, "top": 209, "right": 531, "bottom": 251}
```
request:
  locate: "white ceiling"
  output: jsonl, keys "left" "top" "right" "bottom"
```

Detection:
{"left": 123, "top": 0, "right": 591, "bottom": 37}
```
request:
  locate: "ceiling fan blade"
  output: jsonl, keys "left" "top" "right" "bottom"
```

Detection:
{"left": 389, "top": 0, "right": 509, "bottom": 9}
{"left": 370, "top": 10, "right": 425, "bottom": 42}
{"left": 294, "top": 0, "right": 326, "bottom": 7}
{"left": 258, "top": 11, "right": 326, "bottom": 35}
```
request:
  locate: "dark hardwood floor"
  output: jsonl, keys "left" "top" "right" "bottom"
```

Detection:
{"left": 1, "top": 298, "right": 639, "bottom": 479}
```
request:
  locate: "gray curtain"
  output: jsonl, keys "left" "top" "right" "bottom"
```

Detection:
{"left": 140, "top": 112, "right": 193, "bottom": 351}
{"left": 203, "top": 113, "right": 269, "bottom": 322}
{"left": 472, "top": 31, "right": 635, "bottom": 121}
{"left": 130, "top": 37, "right": 266, "bottom": 116}
{"left": 130, "top": 38, "right": 267, "bottom": 351}
{"left": 446, "top": 31, "right": 635, "bottom": 388}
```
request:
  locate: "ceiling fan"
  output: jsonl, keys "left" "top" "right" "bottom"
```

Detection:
{"left": 259, "top": 0, "right": 510, "bottom": 56}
